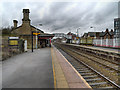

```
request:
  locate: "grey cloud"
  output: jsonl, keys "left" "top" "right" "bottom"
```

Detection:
{"left": 1, "top": 1, "right": 118, "bottom": 34}
{"left": 93, "top": 2, "right": 118, "bottom": 25}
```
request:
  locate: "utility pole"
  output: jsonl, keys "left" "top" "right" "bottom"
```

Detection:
{"left": 35, "top": 25, "right": 38, "bottom": 49}
{"left": 77, "top": 27, "right": 80, "bottom": 37}
{"left": 32, "top": 31, "right": 33, "bottom": 52}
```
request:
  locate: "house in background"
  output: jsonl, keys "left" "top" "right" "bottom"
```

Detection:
{"left": 67, "top": 32, "right": 79, "bottom": 43}
{"left": 82, "top": 28, "right": 114, "bottom": 39}
{"left": 103, "top": 29, "right": 114, "bottom": 39}
{"left": 67, "top": 32, "right": 77, "bottom": 40}
{"left": 82, "top": 33, "right": 88, "bottom": 38}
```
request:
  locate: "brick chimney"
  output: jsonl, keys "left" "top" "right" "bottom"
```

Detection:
{"left": 13, "top": 20, "right": 18, "bottom": 28}
{"left": 106, "top": 28, "right": 109, "bottom": 32}
{"left": 22, "top": 9, "right": 31, "bottom": 24}
{"left": 111, "top": 29, "right": 113, "bottom": 32}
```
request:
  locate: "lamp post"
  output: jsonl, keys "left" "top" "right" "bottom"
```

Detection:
{"left": 31, "top": 31, "right": 33, "bottom": 52}
{"left": 36, "top": 30, "right": 38, "bottom": 49}
{"left": 76, "top": 27, "right": 80, "bottom": 37}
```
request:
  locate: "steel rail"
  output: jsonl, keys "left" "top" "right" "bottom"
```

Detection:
{"left": 54, "top": 43, "right": 120, "bottom": 89}
{"left": 64, "top": 44, "right": 119, "bottom": 65}
{"left": 67, "top": 44, "right": 119, "bottom": 65}
{"left": 68, "top": 47, "right": 119, "bottom": 72}
{"left": 60, "top": 44, "right": 120, "bottom": 72}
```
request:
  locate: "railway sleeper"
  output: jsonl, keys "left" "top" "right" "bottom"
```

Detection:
{"left": 101, "top": 54, "right": 108, "bottom": 58}
{"left": 114, "top": 57, "right": 120, "bottom": 62}
{"left": 100, "top": 86, "right": 113, "bottom": 89}
{"left": 72, "top": 48, "right": 116, "bottom": 65}
{"left": 80, "top": 72, "right": 95, "bottom": 76}
{"left": 73, "top": 50, "right": 117, "bottom": 70}
{"left": 78, "top": 70, "right": 91, "bottom": 73}
{"left": 55, "top": 44, "right": 119, "bottom": 89}
{"left": 85, "top": 78, "right": 102, "bottom": 82}
{"left": 89, "top": 82, "right": 107, "bottom": 86}
{"left": 72, "top": 64, "right": 85, "bottom": 67}
{"left": 92, "top": 85, "right": 113, "bottom": 89}
{"left": 76, "top": 68, "right": 89, "bottom": 71}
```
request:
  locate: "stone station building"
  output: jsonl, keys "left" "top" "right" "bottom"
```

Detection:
{"left": 12, "top": 9, "right": 54, "bottom": 49}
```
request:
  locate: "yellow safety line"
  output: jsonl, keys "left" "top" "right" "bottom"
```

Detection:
{"left": 55, "top": 47, "right": 92, "bottom": 89}
{"left": 51, "top": 48, "right": 57, "bottom": 89}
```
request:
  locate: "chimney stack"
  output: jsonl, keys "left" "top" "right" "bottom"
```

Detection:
{"left": 111, "top": 29, "right": 113, "bottom": 32}
{"left": 22, "top": 9, "right": 31, "bottom": 24}
{"left": 106, "top": 28, "right": 109, "bottom": 32}
{"left": 13, "top": 20, "right": 18, "bottom": 28}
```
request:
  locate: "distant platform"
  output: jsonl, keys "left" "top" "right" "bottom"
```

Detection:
{"left": 66, "top": 43, "right": 120, "bottom": 54}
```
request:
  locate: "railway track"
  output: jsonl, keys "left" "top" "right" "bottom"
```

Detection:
{"left": 65, "top": 43, "right": 120, "bottom": 64}
{"left": 64, "top": 45, "right": 119, "bottom": 72}
{"left": 53, "top": 43, "right": 120, "bottom": 89}
{"left": 64, "top": 44, "right": 120, "bottom": 66}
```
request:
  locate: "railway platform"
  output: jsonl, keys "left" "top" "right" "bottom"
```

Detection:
{"left": 68, "top": 43, "right": 119, "bottom": 54}
{"left": 2, "top": 48, "right": 54, "bottom": 88}
{"left": 51, "top": 45, "right": 91, "bottom": 88}
{"left": 2, "top": 46, "right": 91, "bottom": 89}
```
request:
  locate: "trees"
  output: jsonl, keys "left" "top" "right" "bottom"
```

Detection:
{"left": 0, "top": 26, "right": 14, "bottom": 35}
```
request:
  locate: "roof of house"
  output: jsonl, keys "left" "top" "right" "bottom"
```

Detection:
{"left": 12, "top": 25, "right": 44, "bottom": 33}
{"left": 53, "top": 33, "right": 65, "bottom": 35}
{"left": 30, "top": 25, "right": 44, "bottom": 33}
{"left": 82, "top": 33, "right": 88, "bottom": 37}
{"left": 67, "top": 32, "right": 76, "bottom": 36}
{"left": 12, "top": 25, "right": 22, "bottom": 31}
{"left": 82, "top": 29, "right": 114, "bottom": 38}
{"left": 109, "top": 32, "right": 114, "bottom": 35}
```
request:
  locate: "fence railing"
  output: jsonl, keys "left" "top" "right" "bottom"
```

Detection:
{"left": 93, "top": 38, "right": 120, "bottom": 48}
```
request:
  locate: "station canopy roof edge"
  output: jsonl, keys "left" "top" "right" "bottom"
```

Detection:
{"left": 38, "top": 33, "right": 54, "bottom": 39}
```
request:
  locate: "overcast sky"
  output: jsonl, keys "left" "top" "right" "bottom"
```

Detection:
{"left": 0, "top": 0, "right": 119, "bottom": 35}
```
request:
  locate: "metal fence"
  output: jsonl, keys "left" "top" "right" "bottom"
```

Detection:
{"left": 93, "top": 38, "right": 120, "bottom": 48}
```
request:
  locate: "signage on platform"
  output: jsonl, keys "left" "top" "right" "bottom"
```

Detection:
{"left": 9, "top": 40, "right": 18, "bottom": 46}
{"left": 33, "top": 33, "right": 40, "bottom": 35}
{"left": 8, "top": 37, "right": 19, "bottom": 46}
{"left": 9, "top": 37, "right": 19, "bottom": 39}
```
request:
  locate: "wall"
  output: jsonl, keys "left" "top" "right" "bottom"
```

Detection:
{"left": 2, "top": 36, "right": 25, "bottom": 60}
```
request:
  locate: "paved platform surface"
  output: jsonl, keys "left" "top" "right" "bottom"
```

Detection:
{"left": 2, "top": 46, "right": 92, "bottom": 89}
{"left": 51, "top": 45, "right": 91, "bottom": 88}
{"left": 2, "top": 48, "right": 54, "bottom": 88}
